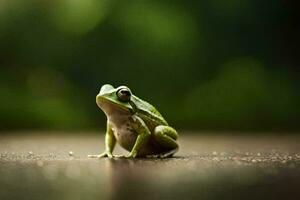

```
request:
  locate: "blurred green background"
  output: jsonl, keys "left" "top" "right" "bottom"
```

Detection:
{"left": 0, "top": 0, "right": 299, "bottom": 132}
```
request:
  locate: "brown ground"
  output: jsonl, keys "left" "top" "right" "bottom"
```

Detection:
{"left": 1, "top": 132, "right": 300, "bottom": 200}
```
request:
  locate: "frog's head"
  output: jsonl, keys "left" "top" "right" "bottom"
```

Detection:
{"left": 96, "top": 84, "right": 135, "bottom": 116}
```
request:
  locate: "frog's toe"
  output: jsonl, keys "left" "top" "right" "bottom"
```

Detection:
{"left": 107, "top": 153, "right": 114, "bottom": 158}
{"left": 88, "top": 152, "right": 112, "bottom": 158}
{"left": 87, "top": 154, "right": 103, "bottom": 158}
{"left": 146, "top": 148, "right": 178, "bottom": 159}
{"left": 159, "top": 148, "right": 178, "bottom": 158}
{"left": 122, "top": 152, "right": 138, "bottom": 158}
{"left": 113, "top": 154, "right": 126, "bottom": 158}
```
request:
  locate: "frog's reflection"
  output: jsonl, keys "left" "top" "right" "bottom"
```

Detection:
{"left": 103, "top": 158, "right": 159, "bottom": 200}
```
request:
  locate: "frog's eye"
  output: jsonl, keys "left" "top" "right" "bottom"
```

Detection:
{"left": 117, "top": 88, "right": 131, "bottom": 102}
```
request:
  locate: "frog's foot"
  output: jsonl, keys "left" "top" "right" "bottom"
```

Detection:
{"left": 111, "top": 151, "right": 138, "bottom": 159}
{"left": 118, "top": 152, "right": 137, "bottom": 159}
{"left": 108, "top": 155, "right": 132, "bottom": 159}
{"left": 88, "top": 152, "right": 113, "bottom": 159}
{"left": 113, "top": 154, "right": 127, "bottom": 158}
{"left": 146, "top": 148, "right": 179, "bottom": 159}
{"left": 160, "top": 148, "right": 179, "bottom": 158}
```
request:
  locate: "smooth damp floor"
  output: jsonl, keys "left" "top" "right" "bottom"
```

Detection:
{"left": 1, "top": 132, "right": 300, "bottom": 200}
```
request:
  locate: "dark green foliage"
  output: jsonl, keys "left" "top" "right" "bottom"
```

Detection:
{"left": 0, "top": 0, "right": 299, "bottom": 131}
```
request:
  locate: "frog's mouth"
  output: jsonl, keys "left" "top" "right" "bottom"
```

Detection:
{"left": 96, "top": 95, "right": 134, "bottom": 114}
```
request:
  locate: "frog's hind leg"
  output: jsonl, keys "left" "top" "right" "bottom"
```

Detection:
{"left": 150, "top": 125, "right": 178, "bottom": 158}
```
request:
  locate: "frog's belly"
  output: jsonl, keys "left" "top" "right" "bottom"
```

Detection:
{"left": 113, "top": 126, "right": 164, "bottom": 155}
{"left": 113, "top": 126, "right": 138, "bottom": 151}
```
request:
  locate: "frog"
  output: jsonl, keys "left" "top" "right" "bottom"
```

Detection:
{"left": 88, "top": 84, "right": 178, "bottom": 158}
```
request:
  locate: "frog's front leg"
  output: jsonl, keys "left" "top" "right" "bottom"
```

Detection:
{"left": 88, "top": 121, "right": 116, "bottom": 158}
{"left": 126, "top": 115, "right": 151, "bottom": 158}
{"left": 149, "top": 125, "right": 178, "bottom": 158}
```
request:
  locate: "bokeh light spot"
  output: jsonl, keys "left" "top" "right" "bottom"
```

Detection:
{"left": 114, "top": 2, "right": 199, "bottom": 52}
{"left": 51, "top": 0, "right": 111, "bottom": 35}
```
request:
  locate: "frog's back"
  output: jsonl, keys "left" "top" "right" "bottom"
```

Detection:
{"left": 131, "top": 96, "right": 168, "bottom": 130}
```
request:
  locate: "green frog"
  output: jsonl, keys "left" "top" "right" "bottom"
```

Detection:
{"left": 88, "top": 84, "right": 178, "bottom": 158}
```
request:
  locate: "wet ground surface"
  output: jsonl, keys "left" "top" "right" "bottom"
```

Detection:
{"left": 1, "top": 132, "right": 300, "bottom": 200}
